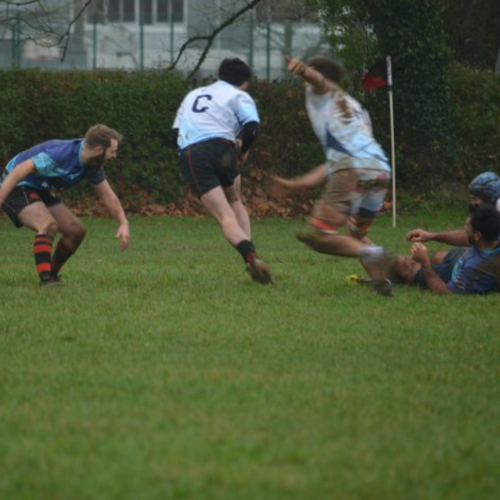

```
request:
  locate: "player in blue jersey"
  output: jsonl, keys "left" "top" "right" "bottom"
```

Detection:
{"left": 390, "top": 204, "right": 500, "bottom": 294}
{"left": 271, "top": 55, "right": 392, "bottom": 295}
{"left": 172, "top": 58, "right": 272, "bottom": 284}
{"left": 406, "top": 172, "right": 500, "bottom": 261}
{"left": 0, "top": 124, "right": 130, "bottom": 286}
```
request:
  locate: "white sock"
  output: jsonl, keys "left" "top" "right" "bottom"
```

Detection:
{"left": 358, "top": 245, "right": 385, "bottom": 263}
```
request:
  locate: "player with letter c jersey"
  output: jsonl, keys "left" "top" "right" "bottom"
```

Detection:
{"left": 172, "top": 58, "right": 272, "bottom": 285}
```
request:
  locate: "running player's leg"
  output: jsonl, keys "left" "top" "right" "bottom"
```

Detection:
{"left": 225, "top": 175, "right": 250, "bottom": 240}
{"left": 201, "top": 186, "right": 272, "bottom": 284}
{"left": 201, "top": 186, "right": 250, "bottom": 247}
{"left": 181, "top": 141, "right": 272, "bottom": 283}
{"left": 48, "top": 203, "right": 87, "bottom": 279}
{"left": 300, "top": 169, "right": 368, "bottom": 257}
{"left": 350, "top": 170, "right": 392, "bottom": 293}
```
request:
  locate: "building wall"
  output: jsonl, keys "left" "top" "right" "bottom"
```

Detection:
{"left": 0, "top": 0, "right": 327, "bottom": 78}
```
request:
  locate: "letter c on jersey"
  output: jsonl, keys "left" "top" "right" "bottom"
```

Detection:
{"left": 192, "top": 94, "right": 212, "bottom": 113}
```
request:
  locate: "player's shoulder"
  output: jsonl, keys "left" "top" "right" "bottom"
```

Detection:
{"left": 41, "top": 139, "right": 82, "bottom": 162}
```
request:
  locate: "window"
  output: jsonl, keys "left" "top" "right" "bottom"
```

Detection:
{"left": 123, "top": 0, "right": 135, "bottom": 22}
{"left": 140, "top": 0, "right": 153, "bottom": 24}
{"left": 108, "top": 0, "right": 184, "bottom": 24}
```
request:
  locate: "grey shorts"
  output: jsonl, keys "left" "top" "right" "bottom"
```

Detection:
{"left": 320, "top": 167, "right": 390, "bottom": 218}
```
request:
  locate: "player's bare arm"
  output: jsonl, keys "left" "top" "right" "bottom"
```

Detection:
{"left": 0, "top": 159, "right": 36, "bottom": 205}
{"left": 284, "top": 55, "right": 334, "bottom": 95}
{"left": 406, "top": 228, "right": 436, "bottom": 242}
{"left": 93, "top": 180, "right": 130, "bottom": 250}
{"left": 407, "top": 228, "right": 469, "bottom": 246}
{"left": 411, "top": 242, "right": 451, "bottom": 294}
{"left": 269, "top": 164, "right": 328, "bottom": 193}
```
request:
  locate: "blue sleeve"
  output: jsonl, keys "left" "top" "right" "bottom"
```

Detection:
{"left": 32, "top": 153, "right": 60, "bottom": 177}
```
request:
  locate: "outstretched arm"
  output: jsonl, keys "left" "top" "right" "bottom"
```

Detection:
{"left": 269, "top": 164, "right": 328, "bottom": 193}
{"left": 406, "top": 228, "right": 469, "bottom": 246}
{"left": 93, "top": 180, "right": 130, "bottom": 250}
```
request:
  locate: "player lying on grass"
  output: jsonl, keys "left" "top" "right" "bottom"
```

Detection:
{"left": 270, "top": 54, "right": 392, "bottom": 296}
{"left": 388, "top": 204, "right": 500, "bottom": 294}
{"left": 0, "top": 124, "right": 130, "bottom": 287}
{"left": 406, "top": 171, "right": 500, "bottom": 265}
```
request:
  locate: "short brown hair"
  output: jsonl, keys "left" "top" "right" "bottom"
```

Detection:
{"left": 85, "top": 124, "right": 123, "bottom": 149}
{"left": 307, "top": 56, "right": 343, "bottom": 84}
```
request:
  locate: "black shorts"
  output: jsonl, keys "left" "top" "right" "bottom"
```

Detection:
{"left": 1, "top": 185, "right": 61, "bottom": 227}
{"left": 178, "top": 139, "right": 239, "bottom": 198}
{"left": 413, "top": 247, "right": 468, "bottom": 288}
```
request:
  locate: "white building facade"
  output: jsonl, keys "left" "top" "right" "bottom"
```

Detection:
{"left": 0, "top": 0, "right": 329, "bottom": 78}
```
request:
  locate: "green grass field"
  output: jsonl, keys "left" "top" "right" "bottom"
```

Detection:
{"left": 1, "top": 210, "right": 499, "bottom": 499}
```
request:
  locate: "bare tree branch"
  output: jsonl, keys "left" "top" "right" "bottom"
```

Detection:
{"left": 58, "top": 0, "right": 94, "bottom": 61}
{"left": 165, "top": 0, "right": 264, "bottom": 79}
{"left": 1, "top": 0, "right": 95, "bottom": 61}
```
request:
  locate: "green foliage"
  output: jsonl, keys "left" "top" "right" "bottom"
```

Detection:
{"left": 315, "top": 0, "right": 456, "bottom": 190}
{"left": 251, "top": 78, "right": 323, "bottom": 177}
{"left": 449, "top": 64, "right": 500, "bottom": 181}
{"left": 0, "top": 69, "right": 188, "bottom": 207}
{"left": 315, "top": 0, "right": 378, "bottom": 74}
{"left": 440, "top": 0, "right": 500, "bottom": 69}
{"left": 1, "top": 215, "right": 500, "bottom": 498}
{"left": 0, "top": 59, "right": 499, "bottom": 206}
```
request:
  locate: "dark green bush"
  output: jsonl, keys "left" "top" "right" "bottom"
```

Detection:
{"left": 0, "top": 65, "right": 499, "bottom": 211}
{"left": 251, "top": 78, "right": 323, "bottom": 177}
{"left": 0, "top": 69, "right": 188, "bottom": 208}
{"left": 448, "top": 64, "right": 500, "bottom": 181}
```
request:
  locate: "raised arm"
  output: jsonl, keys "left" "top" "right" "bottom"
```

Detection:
{"left": 284, "top": 55, "right": 335, "bottom": 95}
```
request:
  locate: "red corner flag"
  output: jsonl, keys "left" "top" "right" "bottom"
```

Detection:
{"left": 361, "top": 60, "right": 389, "bottom": 92}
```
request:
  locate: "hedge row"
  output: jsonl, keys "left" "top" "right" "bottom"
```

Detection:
{"left": 0, "top": 66, "right": 499, "bottom": 209}
{"left": 0, "top": 69, "right": 189, "bottom": 207}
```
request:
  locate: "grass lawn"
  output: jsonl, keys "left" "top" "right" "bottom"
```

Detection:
{"left": 1, "top": 210, "right": 499, "bottom": 499}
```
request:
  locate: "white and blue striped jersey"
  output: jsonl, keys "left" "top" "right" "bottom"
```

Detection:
{"left": 305, "top": 86, "right": 390, "bottom": 175}
{"left": 173, "top": 80, "right": 260, "bottom": 149}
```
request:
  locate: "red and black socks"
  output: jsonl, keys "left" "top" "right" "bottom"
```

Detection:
{"left": 33, "top": 234, "right": 54, "bottom": 284}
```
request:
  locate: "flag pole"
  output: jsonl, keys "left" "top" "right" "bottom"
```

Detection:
{"left": 386, "top": 55, "right": 396, "bottom": 228}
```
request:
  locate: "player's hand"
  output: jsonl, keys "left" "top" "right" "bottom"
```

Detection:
{"left": 406, "top": 228, "right": 433, "bottom": 242}
{"left": 284, "top": 55, "right": 306, "bottom": 76}
{"left": 267, "top": 174, "right": 300, "bottom": 193}
{"left": 116, "top": 223, "right": 130, "bottom": 250}
{"left": 410, "top": 242, "right": 430, "bottom": 266}
{"left": 237, "top": 149, "right": 249, "bottom": 167}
